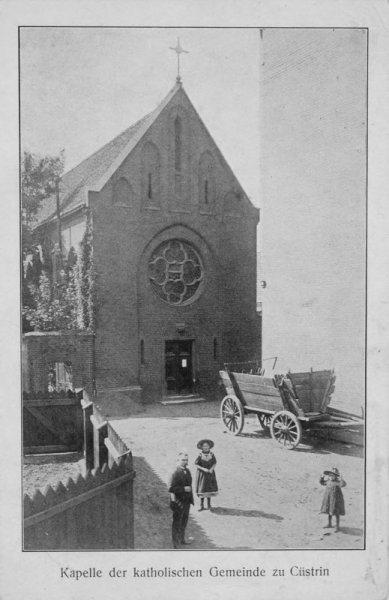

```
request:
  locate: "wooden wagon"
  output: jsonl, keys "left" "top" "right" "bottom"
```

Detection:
{"left": 219, "top": 362, "right": 338, "bottom": 449}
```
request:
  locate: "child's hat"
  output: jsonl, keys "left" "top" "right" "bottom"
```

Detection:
{"left": 324, "top": 467, "right": 340, "bottom": 477}
{"left": 197, "top": 439, "right": 214, "bottom": 449}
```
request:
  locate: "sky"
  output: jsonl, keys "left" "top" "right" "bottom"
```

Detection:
{"left": 20, "top": 27, "right": 261, "bottom": 207}
{"left": 260, "top": 28, "right": 367, "bottom": 409}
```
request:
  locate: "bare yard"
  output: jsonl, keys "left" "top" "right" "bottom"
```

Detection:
{"left": 23, "top": 400, "right": 364, "bottom": 551}
{"left": 111, "top": 402, "right": 364, "bottom": 550}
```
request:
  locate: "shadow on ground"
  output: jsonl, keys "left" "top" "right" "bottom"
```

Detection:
{"left": 95, "top": 397, "right": 221, "bottom": 421}
{"left": 236, "top": 430, "right": 362, "bottom": 457}
{"left": 210, "top": 506, "right": 283, "bottom": 521}
{"left": 292, "top": 443, "right": 331, "bottom": 455}
{"left": 239, "top": 429, "right": 331, "bottom": 453}
{"left": 231, "top": 419, "right": 363, "bottom": 458}
{"left": 133, "top": 456, "right": 217, "bottom": 550}
{"left": 307, "top": 436, "right": 364, "bottom": 458}
{"left": 339, "top": 526, "right": 364, "bottom": 536}
{"left": 239, "top": 430, "right": 270, "bottom": 440}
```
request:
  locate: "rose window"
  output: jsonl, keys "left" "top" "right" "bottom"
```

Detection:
{"left": 148, "top": 240, "right": 204, "bottom": 305}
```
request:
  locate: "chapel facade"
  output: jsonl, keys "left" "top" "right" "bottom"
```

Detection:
{"left": 34, "top": 81, "right": 261, "bottom": 402}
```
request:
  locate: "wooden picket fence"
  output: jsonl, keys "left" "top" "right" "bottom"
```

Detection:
{"left": 24, "top": 455, "right": 135, "bottom": 550}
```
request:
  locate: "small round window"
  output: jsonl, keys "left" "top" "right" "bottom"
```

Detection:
{"left": 148, "top": 240, "right": 204, "bottom": 306}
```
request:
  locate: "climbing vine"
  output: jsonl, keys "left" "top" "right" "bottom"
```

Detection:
{"left": 23, "top": 270, "right": 79, "bottom": 331}
{"left": 22, "top": 213, "right": 95, "bottom": 332}
{"left": 79, "top": 215, "right": 95, "bottom": 331}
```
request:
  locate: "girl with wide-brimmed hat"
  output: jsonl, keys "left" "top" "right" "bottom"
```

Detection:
{"left": 195, "top": 439, "right": 218, "bottom": 511}
{"left": 319, "top": 467, "right": 347, "bottom": 532}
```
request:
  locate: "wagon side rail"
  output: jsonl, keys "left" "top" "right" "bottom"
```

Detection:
{"left": 274, "top": 375, "right": 305, "bottom": 418}
{"left": 219, "top": 368, "right": 246, "bottom": 406}
{"left": 287, "top": 369, "right": 336, "bottom": 415}
{"left": 319, "top": 370, "right": 336, "bottom": 412}
{"left": 223, "top": 361, "right": 263, "bottom": 375}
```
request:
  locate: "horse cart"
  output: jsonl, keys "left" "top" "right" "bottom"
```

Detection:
{"left": 219, "top": 362, "right": 359, "bottom": 449}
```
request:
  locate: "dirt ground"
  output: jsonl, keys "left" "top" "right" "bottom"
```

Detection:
{"left": 23, "top": 400, "right": 364, "bottom": 551}
{"left": 23, "top": 454, "right": 84, "bottom": 498}
{"left": 111, "top": 400, "right": 364, "bottom": 551}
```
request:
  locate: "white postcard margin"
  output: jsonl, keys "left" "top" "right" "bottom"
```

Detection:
{"left": 0, "top": 1, "right": 388, "bottom": 599}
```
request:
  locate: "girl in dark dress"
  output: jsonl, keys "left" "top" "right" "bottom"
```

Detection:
{"left": 320, "top": 467, "right": 346, "bottom": 532}
{"left": 195, "top": 439, "right": 218, "bottom": 511}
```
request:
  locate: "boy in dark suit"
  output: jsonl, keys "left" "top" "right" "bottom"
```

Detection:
{"left": 168, "top": 451, "right": 194, "bottom": 548}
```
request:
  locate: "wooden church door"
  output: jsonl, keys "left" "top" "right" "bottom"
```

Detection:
{"left": 165, "top": 340, "right": 193, "bottom": 395}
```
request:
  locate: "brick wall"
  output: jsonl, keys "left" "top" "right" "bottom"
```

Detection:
{"left": 22, "top": 331, "right": 95, "bottom": 395}
{"left": 91, "top": 87, "right": 260, "bottom": 400}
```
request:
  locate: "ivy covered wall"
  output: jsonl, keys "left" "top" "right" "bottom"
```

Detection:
{"left": 23, "top": 213, "right": 95, "bottom": 333}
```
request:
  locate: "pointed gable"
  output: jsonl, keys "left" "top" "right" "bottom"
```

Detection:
{"left": 34, "top": 82, "right": 257, "bottom": 227}
{"left": 34, "top": 83, "right": 182, "bottom": 227}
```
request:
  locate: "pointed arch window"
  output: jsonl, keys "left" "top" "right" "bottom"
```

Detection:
{"left": 148, "top": 173, "right": 153, "bottom": 200}
{"left": 142, "top": 141, "right": 160, "bottom": 207}
{"left": 140, "top": 339, "right": 145, "bottom": 365}
{"left": 174, "top": 117, "right": 182, "bottom": 172}
{"left": 169, "top": 107, "right": 189, "bottom": 202}
{"left": 113, "top": 177, "right": 133, "bottom": 207}
{"left": 198, "top": 151, "right": 215, "bottom": 213}
{"left": 174, "top": 117, "right": 183, "bottom": 196}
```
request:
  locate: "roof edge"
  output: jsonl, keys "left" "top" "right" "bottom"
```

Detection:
{"left": 178, "top": 87, "right": 259, "bottom": 217}
{"left": 88, "top": 82, "right": 182, "bottom": 193}
{"left": 33, "top": 203, "right": 87, "bottom": 230}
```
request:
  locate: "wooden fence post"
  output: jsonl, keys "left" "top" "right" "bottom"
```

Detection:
{"left": 90, "top": 415, "right": 108, "bottom": 469}
{"left": 81, "top": 398, "right": 94, "bottom": 470}
{"left": 104, "top": 438, "right": 132, "bottom": 468}
{"left": 125, "top": 454, "right": 135, "bottom": 548}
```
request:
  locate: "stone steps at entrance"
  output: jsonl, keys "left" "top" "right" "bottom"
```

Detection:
{"left": 160, "top": 395, "right": 207, "bottom": 406}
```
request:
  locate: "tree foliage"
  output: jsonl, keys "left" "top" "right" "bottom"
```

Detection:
{"left": 23, "top": 270, "right": 78, "bottom": 331}
{"left": 21, "top": 149, "right": 96, "bottom": 334}
{"left": 77, "top": 216, "right": 95, "bottom": 331}
{"left": 22, "top": 218, "right": 96, "bottom": 333}
{"left": 22, "top": 149, "right": 65, "bottom": 331}
{"left": 22, "top": 150, "right": 65, "bottom": 230}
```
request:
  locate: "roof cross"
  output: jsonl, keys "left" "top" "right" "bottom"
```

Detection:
{"left": 169, "top": 38, "right": 189, "bottom": 84}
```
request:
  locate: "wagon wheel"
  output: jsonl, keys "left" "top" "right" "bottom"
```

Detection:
{"left": 257, "top": 413, "right": 272, "bottom": 434}
{"left": 270, "top": 410, "right": 302, "bottom": 449}
{"left": 220, "top": 395, "right": 245, "bottom": 435}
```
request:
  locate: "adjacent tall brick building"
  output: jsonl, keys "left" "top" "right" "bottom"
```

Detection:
{"left": 34, "top": 81, "right": 261, "bottom": 402}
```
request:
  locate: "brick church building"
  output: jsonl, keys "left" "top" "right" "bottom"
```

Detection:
{"left": 33, "top": 79, "right": 261, "bottom": 403}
